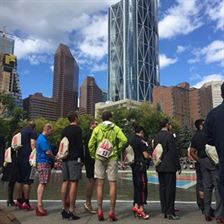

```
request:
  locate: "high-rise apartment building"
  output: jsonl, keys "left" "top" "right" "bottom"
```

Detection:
{"left": 80, "top": 76, "right": 104, "bottom": 116}
{"left": 153, "top": 82, "right": 213, "bottom": 128}
{"left": 203, "top": 81, "right": 223, "bottom": 108}
{"left": 108, "top": 0, "right": 159, "bottom": 102}
{"left": 53, "top": 43, "right": 79, "bottom": 117}
{"left": 23, "top": 93, "right": 57, "bottom": 120}
{"left": 0, "top": 33, "right": 22, "bottom": 108}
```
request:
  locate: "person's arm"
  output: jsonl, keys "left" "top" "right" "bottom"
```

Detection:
{"left": 30, "top": 139, "right": 36, "bottom": 151}
{"left": 88, "top": 128, "right": 98, "bottom": 159}
{"left": 204, "top": 111, "right": 215, "bottom": 145}
{"left": 116, "top": 127, "right": 128, "bottom": 151}
{"left": 40, "top": 140, "right": 55, "bottom": 160}
{"left": 189, "top": 147, "right": 198, "bottom": 161}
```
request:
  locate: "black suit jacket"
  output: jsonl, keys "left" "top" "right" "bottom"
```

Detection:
{"left": 154, "top": 130, "right": 180, "bottom": 172}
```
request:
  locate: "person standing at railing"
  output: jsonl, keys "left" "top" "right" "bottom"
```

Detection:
{"left": 153, "top": 119, "right": 181, "bottom": 220}
{"left": 83, "top": 120, "right": 98, "bottom": 214}
{"left": 130, "top": 124, "right": 151, "bottom": 220}
{"left": 204, "top": 82, "right": 224, "bottom": 204}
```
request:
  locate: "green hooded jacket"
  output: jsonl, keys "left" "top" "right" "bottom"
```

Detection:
{"left": 88, "top": 121, "right": 127, "bottom": 161}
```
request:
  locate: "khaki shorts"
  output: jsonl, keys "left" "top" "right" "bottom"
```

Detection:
{"left": 94, "top": 159, "right": 118, "bottom": 181}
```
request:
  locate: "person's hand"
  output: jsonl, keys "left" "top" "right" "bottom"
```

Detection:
{"left": 178, "top": 169, "right": 182, "bottom": 175}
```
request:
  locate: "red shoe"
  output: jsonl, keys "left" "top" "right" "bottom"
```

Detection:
{"left": 108, "top": 211, "right": 118, "bottom": 222}
{"left": 97, "top": 211, "right": 104, "bottom": 221}
{"left": 36, "top": 207, "right": 47, "bottom": 216}
{"left": 14, "top": 200, "right": 23, "bottom": 210}
{"left": 216, "top": 217, "right": 224, "bottom": 224}
{"left": 132, "top": 207, "right": 139, "bottom": 217}
{"left": 22, "top": 202, "right": 34, "bottom": 211}
{"left": 138, "top": 210, "right": 150, "bottom": 220}
{"left": 205, "top": 215, "right": 213, "bottom": 221}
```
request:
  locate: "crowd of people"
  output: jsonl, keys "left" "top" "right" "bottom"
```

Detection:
{"left": 0, "top": 82, "right": 223, "bottom": 223}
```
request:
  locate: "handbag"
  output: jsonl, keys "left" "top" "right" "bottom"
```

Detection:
{"left": 152, "top": 143, "right": 163, "bottom": 166}
{"left": 205, "top": 144, "right": 219, "bottom": 165}
{"left": 4, "top": 147, "right": 12, "bottom": 164}
{"left": 57, "top": 137, "right": 69, "bottom": 159}
{"left": 29, "top": 148, "right": 36, "bottom": 167}
{"left": 123, "top": 145, "right": 134, "bottom": 165}
{"left": 11, "top": 133, "right": 22, "bottom": 150}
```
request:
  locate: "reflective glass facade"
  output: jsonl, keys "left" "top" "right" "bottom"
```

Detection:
{"left": 108, "top": 0, "right": 159, "bottom": 102}
{"left": 0, "top": 36, "right": 14, "bottom": 54}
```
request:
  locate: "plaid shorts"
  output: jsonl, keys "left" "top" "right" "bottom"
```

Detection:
{"left": 37, "top": 163, "right": 52, "bottom": 184}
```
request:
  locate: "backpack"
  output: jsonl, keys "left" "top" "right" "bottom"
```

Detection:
{"left": 11, "top": 132, "right": 22, "bottom": 150}
{"left": 123, "top": 145, "right": 134, "bottom": 166}
{"left": 205, "top": 144, "right": 219, "bottom": 165}
{"left": 57, "top": 137, "right": 69, "bottom": 159}
{"left": 96, "top": 130, "right": 113, "bottom": 161}
{"left": 152, "top": 143, "right": 163, "bottom": 166}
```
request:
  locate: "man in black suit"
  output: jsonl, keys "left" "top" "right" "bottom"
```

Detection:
{"left": 204, "top": 82, "right": 224, "bottom": 202}
{"left": 153, "top": 119, "right": 181, "bottom": 220}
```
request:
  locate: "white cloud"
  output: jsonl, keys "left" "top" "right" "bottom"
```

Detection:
{"left": 14, "top": 37, "right": 54, "bottom": 59}
{"left": 91, "top": 63, "right": 108, "bottom": 72}
{"left": 193, "top": 74, "right": 224, "bottom": 88}
{"left": 159, "top": 54, "right": 178, "bottom": 69}
{"left": 176, "top": 45, "right": 187, "bottom": 54}
{"left": 159, "top": 0, "right": 203, "bottom": 39}
{"left": 206, "top": 0, "right": 224, "bottom": 31}
{"left": 189, "top": 40, "right": 224, "bottom": 66}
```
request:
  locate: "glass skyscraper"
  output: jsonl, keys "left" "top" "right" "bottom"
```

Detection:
{"left": 108, "top": 0, "right": 159, "bottom": 102}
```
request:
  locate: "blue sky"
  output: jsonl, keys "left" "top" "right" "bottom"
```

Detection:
{"left": 0, "top": 0, "right": 223, "bottom": 99}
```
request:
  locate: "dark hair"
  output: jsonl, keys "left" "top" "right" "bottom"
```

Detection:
{"left": 221, "top": 82, "right": 224, "bottom": 99}
{"left": 27, "top": 120, "right": 36, "bottom": 129}
{"left": 67, "top": 111, "right": 78, "bottom": 123}
{"left": 89, "top": 119, "right": 97, "bottom": 126}
{"left": 133, "top": 124, "right": 145, "bottom": 134}
{"left": 101, "top": 111, "right": 112, "bottom": 121}
{"left": 194, "top": 119, "right": 205, "bottom": 130}
{"left": 159, "top": 118, "right": 170, "bottom": 128}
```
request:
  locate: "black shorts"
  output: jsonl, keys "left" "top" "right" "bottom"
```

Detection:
{"left": 84, "top": 156, "right": 95, "bottom": 179}
{"left": 17, "top": 158, "right": 33, "bottom": 184}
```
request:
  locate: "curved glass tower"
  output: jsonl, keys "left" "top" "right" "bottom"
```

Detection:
{"left": 108, "top": 0, "right": 159, "bottom": 102}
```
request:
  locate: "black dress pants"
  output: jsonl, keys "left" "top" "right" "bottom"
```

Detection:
{"left": 132, "top": 164, "right": 148, "bottom": 205}
{"left": 158, "top": 172, "right": 176, "bottom": 215}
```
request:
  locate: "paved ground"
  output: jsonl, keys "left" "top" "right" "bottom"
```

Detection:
{"left": 0, "top": 200, "right": 217, "bottom": 224}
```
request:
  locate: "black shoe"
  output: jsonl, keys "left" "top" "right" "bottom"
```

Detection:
{"left": 61, "top": 209, "right": 69, "bottom": 219}
{"left": 7, "top": 200, "right": 15, "bottom": 207}
{"left": 164, "top": 214, "right": 167, "bottom": 219}
{"left": 68, "top": 211, "right": 80, "bottom": 220}
{"left": 168, "top": 214, "right": 180, "bottom": 220}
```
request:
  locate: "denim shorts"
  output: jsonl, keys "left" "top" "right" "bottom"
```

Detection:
{"left": 62, "top": 160, "right": 82, "bottom": 181}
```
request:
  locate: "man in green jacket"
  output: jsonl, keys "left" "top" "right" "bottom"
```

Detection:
{"left": 88, "top": 111, "right": 127, "bottom": 221}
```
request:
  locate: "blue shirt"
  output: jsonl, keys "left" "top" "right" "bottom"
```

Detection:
{"left": 36, "top": 134, "right": 52, "bottom": 164}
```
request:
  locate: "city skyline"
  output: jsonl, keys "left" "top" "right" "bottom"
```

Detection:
{"left": 0, "top": 0, "right": 223, "bottom": 99}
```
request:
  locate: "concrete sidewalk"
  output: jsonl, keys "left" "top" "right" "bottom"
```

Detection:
{"left": 0, "top": 201, "right": 216, "bottom": 224}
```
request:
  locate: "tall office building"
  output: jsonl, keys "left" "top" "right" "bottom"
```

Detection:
{"left": 108, "top": 0, "right": 159, "bottom": 102}
{"left": 53, "top": 43, "right": 79, "bottom": 118}
{"left": 80, "top": 76, "right": 104, "bottom": 116}
{"left": 0, "top": 33, "right": 22, "bottom": 108}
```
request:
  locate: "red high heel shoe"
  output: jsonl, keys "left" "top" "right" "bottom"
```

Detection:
{"left": 108, "top": 211, "right": 118, "bottom": 222}
{"left": 138, "top": 210, "right": 150, "bottom": 220}
{"left": 216, "top": 217, "right": 224, "bottom": 224}
{"left": 132, "top": 207, "right": 139, "bottom": 217}
{"left": 36, "top": 207, "right": 47, "bottom": 216}
{"left": 14, "top": 200, "right": 23, "bottom": 209}
{"left": 22, "top": 202, "right": 34, "bottom": 211}
{"left": 97, "top": 211, "right": 104, "bottom": 221}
